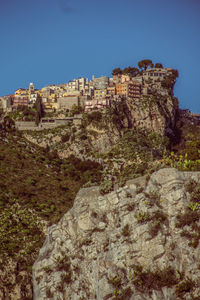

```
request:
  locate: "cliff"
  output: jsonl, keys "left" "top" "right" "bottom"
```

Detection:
{"left": 33, "top": 168, "right": 200, "bottom": 300}
{"left": 24, "top": 93, "right": 179, "bottom": 162}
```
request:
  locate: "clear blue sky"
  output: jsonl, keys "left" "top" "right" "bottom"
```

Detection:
{"left": 0, "top": 0, "right": 200, "bottom": 112}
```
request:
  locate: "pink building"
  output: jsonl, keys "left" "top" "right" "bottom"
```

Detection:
{"left": 13, "top": 96, "right": 29, "bottom": 107}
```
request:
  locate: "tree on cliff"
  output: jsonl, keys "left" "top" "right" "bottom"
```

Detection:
{"left": 34, "top": 96, "right": 44, "bottom": 125}
{"left": 155, "top": 63, "right": 163, "bottom": 68}
{"left": 122, "top": 67, "right": 139, "bottom": 77}
{"left": 2, "top": 116, "right": 15, "bottom": 131}
{"left": 138, "top": 59, "right": 154, "bottom": 71}
{"left": 112, "top": 68, "right": 122, "bottom": 76}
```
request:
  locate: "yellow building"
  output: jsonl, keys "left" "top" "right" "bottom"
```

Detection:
{"left": 94, "top": 89, "right": 107, "bottom": 99}
{"left": 15, "top": 88, "right": 29, "bottom": 96}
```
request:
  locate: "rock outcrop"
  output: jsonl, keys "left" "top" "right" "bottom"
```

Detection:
{"left": 33, "top": 168, "right": 200, "bottom": 300}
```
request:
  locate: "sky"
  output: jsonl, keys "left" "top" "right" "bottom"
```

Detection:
{"left": 0, "top": 0, "right": 200, "bottom": 112}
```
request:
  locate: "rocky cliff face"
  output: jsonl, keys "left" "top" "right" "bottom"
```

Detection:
{"left": 33, "top": 168, "right": 200, "bottom": 300}
{"left": 24, "top": 94, "right": 179, "bottom": 163}
{"left": 110, "top": 94, "right": 178, "bottom": 140}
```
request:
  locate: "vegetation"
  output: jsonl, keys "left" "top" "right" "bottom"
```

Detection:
{"left": 155, "top": 63, "right": 163, "bottom": 68}
{"left": 138, "top": 59, "right": 154, "bottom": 71}
{"left": 107, "top": 264, "right": 197, "bottom": 298}
{"left": 129, "top": 265, "right": 179, "bottom": 292}
{"left": 122, "top": 67, "right": 139, "bottom": 77}
{"left": 112, "top": 68, "right": 122, "bottom": 76}
{"left": 99, "top": 179, "right": 113, "bottom": 195}
{"left": 112, "top": 60, "right": 155, "bottom": 77}
{"left": 0, "top": 126, "right": 103, "bottom": 295}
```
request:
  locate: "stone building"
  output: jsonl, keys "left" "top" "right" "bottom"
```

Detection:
{"left": 142, "top": 68, "right": 173, "bottom": 81}
{"left": 57, "top": 96, "right": 79, "bottom": 110}
{"left": 0, "top": 95, "right": 13, "bottom": 111}
{"left": 92, "top": 75, "right": 109, "bottom": 89}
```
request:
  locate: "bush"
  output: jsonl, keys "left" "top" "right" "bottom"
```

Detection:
{"left": 129, "top": 265, "right": 179, "bottom": 292}
{"left": 99, "top": 179, "right": 113, "bottom": 195}
{"left": 61, "top": 133, "right": 70, "bottom": 143}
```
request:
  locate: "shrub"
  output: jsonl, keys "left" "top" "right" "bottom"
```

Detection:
{"left": 129, "top": 265, "right": 178, "bottom": 292}
{"left": 176, "top": 210, "right": 199, "bottom": 228}
{"left": 99, "top": 180, "right": 113, "bottom": 195}
{"left": 148, "top": 211, "right": 167, "bottom": 237}
{"left": 175, "top": 278, "right": 195, "bottom": 297}
{"left": 122, "top": 224, "right": 131, "bottom": 237}
{"left": 134, "top": 211, "right": 150, "bottom": 224}
{"left": 61, "top": 133, "right": 70, "bottom": 143}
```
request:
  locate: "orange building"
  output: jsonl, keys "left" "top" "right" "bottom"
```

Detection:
{"left": 115, "top": 83, "right": 123, "bottom": 95}
{"left": 116, "top": 81, "right": 141, "bottom": 99}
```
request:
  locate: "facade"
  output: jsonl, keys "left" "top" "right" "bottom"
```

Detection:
{"left": 115, "top": 83, "right": 124, "bottom": 96}
{"left": 143, "top": 68, "right": 173, "bottom": 81}
{"left": 57, "top": 96, "right": 80, "bottom": 110}
{"left": 0, "top": 96, "right": 13, "bottom": 111}
{"left": 13, "top": 96, "right": 29, "bottom": 107}
{"left": 84, "top": 98, "right": 111, "bottom": 111}
{"left": 68, "top": 77, "right": 88, "bottom": 92}
{"left": 113, "top": 74, "right": 122, "bottom": 84}
{"left": 106, "top": 85, "right": 116, "bottom": 97}
{"left": 29, "top": 93, "right": 38, "bottom": 104}
{"left": 121, "top": 74, "right": 132, "bottom": 83}
{"left": 94, "top": 89, "right": 107, "bottom": 99}
{"left": 29, "top": 82, "right": 34, "bottom": 92}
{"left": 116, "top": 81, "right": 142, "bottom": 99}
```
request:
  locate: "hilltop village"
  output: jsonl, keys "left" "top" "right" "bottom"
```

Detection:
{"left": 0, "top": 62, "right": 177, "bottom": 116}
{"left": 0, "top": 61, "right": 200, "bottom": 300}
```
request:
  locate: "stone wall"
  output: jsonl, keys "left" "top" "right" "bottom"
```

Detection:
{"left": 15, "top": 117, "right": 83, "bottom": 131}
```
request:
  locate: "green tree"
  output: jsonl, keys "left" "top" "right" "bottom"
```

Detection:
{"left": 34, "top": 96, "right": 44, "bottom": 125}
{"left": 122, "top": 67, "right": 139, "bottom": 77}
{"left": 155, "top": 63, "right": 163, "bottom": 68}
{"left": 2, "top": 116, "right": 15, "bottom": 131}
{"left": 138, "top": 59, "right": 154, "bottom": 71}
{"left": 70, "top": 104, "right": 83, "bottom": 116}
{"left": 112, "top": 68, "right": 122, "bottom": 76}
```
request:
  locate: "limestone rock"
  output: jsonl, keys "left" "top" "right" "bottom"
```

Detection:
{"left": 33, "top": 168, "right": 200, "bottom": 300}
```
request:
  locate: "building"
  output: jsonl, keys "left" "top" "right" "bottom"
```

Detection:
{"left": 57, "top": 96, "right": 80, "bottom": 110}
{"left": 142, "top": 68, "right": 173, "bottom": 81}
{"left": 29, "top": 82, "right": 34, "bottom": 92}
{"left": 116, "top": 81, "right": 142, "bottom": 99}
{"left": 29, "top": 93, "right": 38, "bottom": 105}
{"left": 68, "top": 77, "right": 88, "bottom": 92}
{"left": 13, "top": 88, "right": 29, "bottom": 107}
{"left": 106, "top": 85, "right": 116, "bottom": 97}
{"left": 84, "top": 98, "right": 111, "bottom": 112}
{"left": 92, "top": 76, "right": 109, "bottom": 89}
{"left": 0, "top": 95, "right": 13, "bottom": 111}
{"left": 121, "top": 74, "right": 132, "bottom": 83}
{"left": 13, "top": 96, "right": 29, "bottom": 107}
{"left": 94, "top": 89, "right": 107, "bottom": 99}
{"left": 112, "top": 74, "right": 122, "bottom": 84}
{"left": 115, "top": 83, "right": 124, "bottom": 96}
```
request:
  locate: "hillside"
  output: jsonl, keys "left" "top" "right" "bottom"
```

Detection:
{"left": 0, "top": 69, "right": 200, "bottom": 299}
{"left": 0, "top": 128, "right": 102, "bottom": 299}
